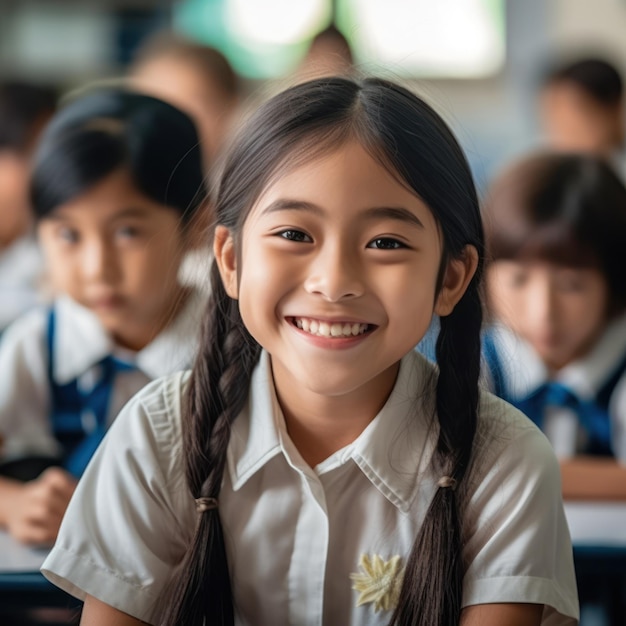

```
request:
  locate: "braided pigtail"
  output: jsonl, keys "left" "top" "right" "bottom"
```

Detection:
{"left": 390, "top": 273, "right": 482, "bottom": 626}
{"left": 161, "top": 264, "right": 261, "bottom": 626}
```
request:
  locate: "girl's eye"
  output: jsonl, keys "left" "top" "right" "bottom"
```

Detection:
{"left": 509, "top": 272, "right": 528, "bottom": 288}
{"left": 367, "top": 237, "right": 405, "bottom": 250}
{"left": 58, "top": 227, "right": 79, "bottom": 244}
{"left": 278, "top": 229, "right": 311, "bottom": 243}
{"left": 556, "top": 276, "right": 585, "bottom": 292}
{"left": 116, "top": 226, "right": 140, "bottom": 240}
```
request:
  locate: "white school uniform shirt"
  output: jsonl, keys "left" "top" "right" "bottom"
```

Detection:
{"left": 0, "top": 234, "right": 45, "bottom": 331}
{"left": 42, "top": 350, "right": 578, "bottom": 625}
{"left": 485, "top": 314, "right": 626, "bottom": 462}
{"left": 0, "top": 289, "right": 205, "bottom": 463}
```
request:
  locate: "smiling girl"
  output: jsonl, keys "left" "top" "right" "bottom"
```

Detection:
{"left": 0, "top": 89, "right": 208, "bottom": 545}
{"left": 42, "top": 78, "right": 577, "bottom": 626}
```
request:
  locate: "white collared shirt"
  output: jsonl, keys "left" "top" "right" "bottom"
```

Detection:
{"left": 42, "top": 351, "right": 578, "bottom": 625}
{"left": 485, "top": 314, "right": 626, "bottom": 461}
{"left": 0, "top": 289, "right": 205, "bottom": 462}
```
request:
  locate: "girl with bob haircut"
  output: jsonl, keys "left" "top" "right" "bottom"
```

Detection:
{"left": 43, "top": 77, "right": 578, "bottom": 625}
{"left": 483, "top": 151, "right": 626, "bottom": 499}
{"left": 0, "top": 89, "right": 208, "bottom": 545}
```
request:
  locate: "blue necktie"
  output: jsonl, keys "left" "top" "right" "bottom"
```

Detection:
{"left": 63, "top": 356, "right": 135, "bottom": 477}
{"left": 517, "top": 381, "right": 613, "bottom": 455}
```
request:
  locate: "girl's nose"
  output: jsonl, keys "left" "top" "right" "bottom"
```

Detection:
{"left": 303, "top": 245, "right": 365, "bottom": 301}
{"left": 82, "top": 239, "right": 119, "bottom": 283}
{"left": 527, "top": 277, "right": 558, "bottom": 330}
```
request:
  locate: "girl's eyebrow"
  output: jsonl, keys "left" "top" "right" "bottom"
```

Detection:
{"left": 261, "top": 199, "right": 323, "bottom": 215}
{"left": 365, "top": 206, "right": 425, "bottom": 229}
{"left": 109, "top": 207, "right": 152, "bottom": 220}
{"left": 261, "top": 198, "right": 425, "bottom": 229}
{"left": 46, "top": 206, "right": 151, "bottom": 222}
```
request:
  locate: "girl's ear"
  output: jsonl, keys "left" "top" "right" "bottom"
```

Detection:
{"left": 214, "top": 225, "right": 238, "bottom": 299}
{"left": 434, "top": 245, "right": 479, "bottom": 316}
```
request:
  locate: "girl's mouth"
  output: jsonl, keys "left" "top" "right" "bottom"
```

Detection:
{"left": 290, "top": 316, "right": 375, "bottom": 338}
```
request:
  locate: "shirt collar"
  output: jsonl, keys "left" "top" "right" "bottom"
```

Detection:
{"left": 348, "top": 350, "right": 437, "bottom": 512}
{"left": 53, "top": 288, "right": 206, "bottom": 384}
{"left": 228, "top": 352, "right": 282, "bottom": 490}
{"left": 227, "top": 350, "right": 437, "bottom": 512}
{"left": 493, "top": 314, "right": 626, "bottom": 400}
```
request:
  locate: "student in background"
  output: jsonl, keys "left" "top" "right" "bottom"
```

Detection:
{"left": 129, "top": 31, "right": 240, "bottom": 167}
{"left": 43, "top": 77, "right": 576, "bottom": 626}
{"left": 0, "top": 88, "right": 209, "bottom": 545}
{"left": 295, "top": 24, "right": 355, "bottom": 82}
{"left": 0, "top": 81, "right": 56, "bottom": 331}
{"left": 129, "top": 32, "right": 239, "bottom": 290}
{"left": 539, "top": 57, "right": 625, "bottom": 168}
{"left": 483, "top": 151, "right": 626, "bottom": 500}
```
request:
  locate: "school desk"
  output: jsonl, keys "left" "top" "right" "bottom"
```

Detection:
{"left": 564, "top": 501, "right": 626, "bottom": 625}
{"left": 565, "top": 501, "right": 626, "bottom": 570}
{"left": 0, "top": 529, "right": 80, "bottom": 614}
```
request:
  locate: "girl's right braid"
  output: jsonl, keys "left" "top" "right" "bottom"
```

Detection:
{"left": 162, "top": 267, "right": 260, "bottom": 626}
{"left": 390, "top": 277, "right": 482, "bottom": 626}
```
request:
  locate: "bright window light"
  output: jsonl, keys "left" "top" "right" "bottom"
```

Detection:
{"left": 227, "top": 0, "right": 329, "bottom": 45}
{"left": 342, "top": 0, "right": 504, "bottom": 77}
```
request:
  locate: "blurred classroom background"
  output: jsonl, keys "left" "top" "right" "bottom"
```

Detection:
{"left": 1, "top": 0, "right": 626, "bottom": 191}
{"left": 1, "top": 2, "right": 626, "bottom": 625}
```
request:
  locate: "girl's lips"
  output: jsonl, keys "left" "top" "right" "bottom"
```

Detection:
{"left": 90, "top": 294, "right": 125, "bottom": 309}
{"left": 289, "top": 316, "right": 375, "bottom": 339}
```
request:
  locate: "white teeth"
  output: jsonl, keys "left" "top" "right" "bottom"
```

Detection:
{"left": 293, "top": 317, "right": 369, "bottom": 338}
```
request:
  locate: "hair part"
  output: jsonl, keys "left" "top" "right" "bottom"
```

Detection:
{"left": 163, "top": 76, "right": 484, "bottom": 626}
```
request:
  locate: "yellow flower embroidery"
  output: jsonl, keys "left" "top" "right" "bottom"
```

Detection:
{"left": 350, "top": 554, "right": 405, "bottom": 612}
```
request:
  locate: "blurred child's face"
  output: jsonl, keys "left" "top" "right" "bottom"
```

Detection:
{"left": 487, "top": 260, "right": 609, "bottom": 371}
{"left": 0, "top": 151, "right": 32, "bottom": 247}
{"left": 37, "top": 168, "right": 189, "bottom": 350}
{"left": 215, "top": 141, "right": 476, "bottom": 411}
{"left": 540, "top": 81, "right": 623, "bottom": 156}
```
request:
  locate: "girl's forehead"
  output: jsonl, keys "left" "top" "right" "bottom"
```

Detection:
{"left": 246, "top": 140, "right": 437, "bottom": 226}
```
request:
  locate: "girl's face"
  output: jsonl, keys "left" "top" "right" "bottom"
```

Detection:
{"left": 216, "top": 141, "right": 475, "bottom": 413}
{"left": 487, "top": 260, "right": 610, "bottom": 371}
{"left": 38, "top": 168, "right": 189, "bottom": 350}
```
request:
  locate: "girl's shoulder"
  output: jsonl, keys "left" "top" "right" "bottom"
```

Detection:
{"left": 472, "top": 388, "right": 560, "bottom": 480}
{"left": 119, "top": 369, "right": 192, "bottom": 437}
{"left": 99, "top": 370, "right": 193, "bottom": 490}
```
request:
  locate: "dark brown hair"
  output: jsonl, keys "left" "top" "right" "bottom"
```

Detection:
{"left": 484, "top": 151, "right": 626, "bottom": 313}
{"left": 544, "top": 57, "right": 623, "bottom": 108}
{"left": 30, "top": 88, "right": 207, "bottom": 225}
{"left": 162, "top": 76, "right": 485, "bottom": 626}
